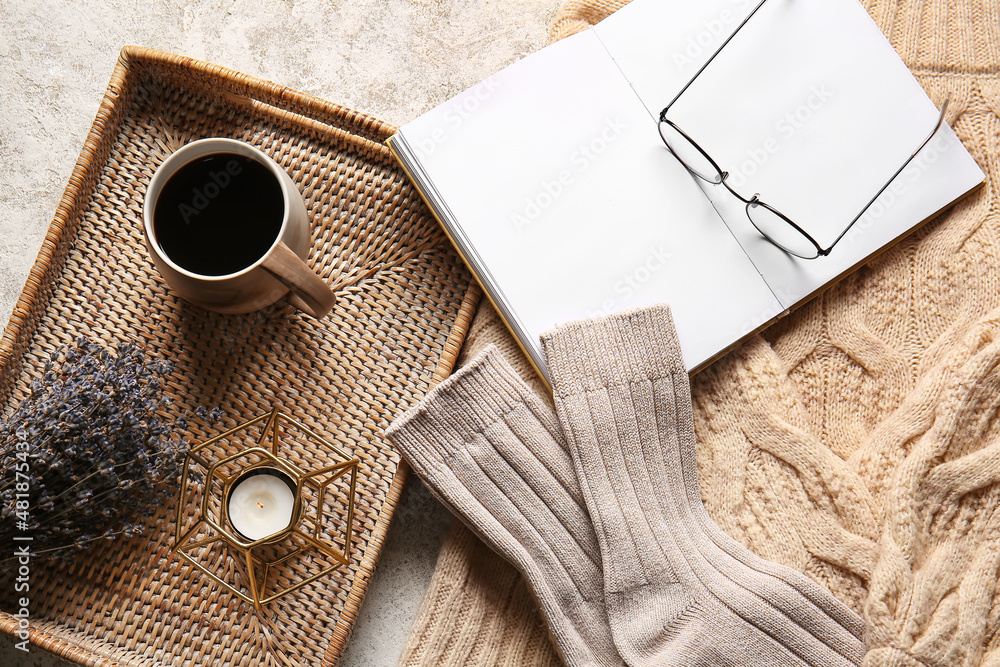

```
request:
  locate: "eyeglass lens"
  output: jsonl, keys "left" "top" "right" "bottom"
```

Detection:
{"left": 658, "top": 120, "right": 724, "bottom": 185}
{"left": 746, "top": 201, "right": 820, "bottom": 259}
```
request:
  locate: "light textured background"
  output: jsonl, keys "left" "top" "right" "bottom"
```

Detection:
{"left": 0, "top": 0, "right": 556, "bottom": 664}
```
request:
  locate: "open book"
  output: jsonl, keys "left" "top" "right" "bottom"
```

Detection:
{"left": 389, "top": 0, "right": 984, "bottom": 381}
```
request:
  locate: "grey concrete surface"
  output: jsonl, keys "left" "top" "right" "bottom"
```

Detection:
{"left": 0, "top": 0, "right": 556, "bottom": 664}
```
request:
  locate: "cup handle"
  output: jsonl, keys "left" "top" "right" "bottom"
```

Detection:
{"left": 261, "top": 241, "right": 336, "bottom": 319}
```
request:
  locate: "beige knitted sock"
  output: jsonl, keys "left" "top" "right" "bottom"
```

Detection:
{"left": 390, "top": 312, "right": 868, "bottom": 665}
{"left": 386, "top": 346, "right": 624, "bottom": 667}
{"left": 541, "top": 304, "right": 867, "bottom": 666}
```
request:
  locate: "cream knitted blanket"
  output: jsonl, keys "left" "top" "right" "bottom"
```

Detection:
{"left": 399, "top": 0, "right": 1000, "bottom": 665}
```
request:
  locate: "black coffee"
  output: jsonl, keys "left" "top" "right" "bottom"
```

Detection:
{"left": 153, "top": 153, "right": 284, "bottom": 276}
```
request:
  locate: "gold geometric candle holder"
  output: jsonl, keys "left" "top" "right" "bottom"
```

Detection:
{"left": 174, "top": 407, "right": 359, "bottom": 608}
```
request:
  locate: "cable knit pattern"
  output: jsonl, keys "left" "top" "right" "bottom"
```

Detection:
{"left": 399, "top": 0, "right": 1000, "bottom": 665}
{"left": 864, "top": 313, "right": 1000, "bottom": 665}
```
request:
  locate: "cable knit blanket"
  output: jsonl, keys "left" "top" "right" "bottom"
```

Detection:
{"left": 399, "top": 0, "right": 1000, "bottom": 665}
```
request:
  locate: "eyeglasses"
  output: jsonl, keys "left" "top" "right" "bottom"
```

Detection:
{"left": 657, "top": 0, "right": 950, "bottom": 259}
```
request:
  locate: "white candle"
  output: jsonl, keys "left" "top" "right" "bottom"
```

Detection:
{"left": 227, "top": 469, "right": 297, "bottom": 541}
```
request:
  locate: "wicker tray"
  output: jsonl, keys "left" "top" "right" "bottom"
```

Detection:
{"left": 0, "top": 46, "right": 477, "bottom": 665}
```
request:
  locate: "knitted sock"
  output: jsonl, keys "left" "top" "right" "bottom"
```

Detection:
{"left": 541, "top": 304, "right": 867, "bottom": 666}
{"left": 386, "top": 346, "right": 624, "bottom": 667}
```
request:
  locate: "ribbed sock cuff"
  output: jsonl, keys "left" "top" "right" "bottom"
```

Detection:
{"left": 540, "top": 303, "right": 685, "bottom": 397}
{"left": 386, "top": 344, "right": 622, "bottom": 667}
{"left": 386, "top": 344, "right": 538, "bottom": 464}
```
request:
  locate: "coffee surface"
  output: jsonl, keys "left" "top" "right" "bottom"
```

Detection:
{"left": 154, "top": 153, "right": 284, "bottom": 276}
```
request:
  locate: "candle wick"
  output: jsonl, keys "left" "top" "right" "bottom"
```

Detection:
{"left": 257, "top": 502, "right": 264, "bottom": 509}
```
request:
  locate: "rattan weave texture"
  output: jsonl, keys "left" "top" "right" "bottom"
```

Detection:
{"left": 0, "top": 46, "right": 477, "bottom": 666}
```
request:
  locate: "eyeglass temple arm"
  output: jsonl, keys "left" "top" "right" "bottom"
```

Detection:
{"left": 660, "top": 0, "right": 772, "bottom": 118}
{"left": 826, "top": 97, "right": 951, "bottom": 253}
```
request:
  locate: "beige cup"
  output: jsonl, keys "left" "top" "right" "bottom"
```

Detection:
{"left": 143, "top": 138, "right": 335, "bottom": 318}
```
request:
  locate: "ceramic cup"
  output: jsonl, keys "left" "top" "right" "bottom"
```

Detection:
{"left": 143, "top": 138, "right": 336, "bottom": 318}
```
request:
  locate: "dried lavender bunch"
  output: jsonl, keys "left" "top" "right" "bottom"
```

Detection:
{"left": 0, "top": 337, "right": 187, "bottom": 563}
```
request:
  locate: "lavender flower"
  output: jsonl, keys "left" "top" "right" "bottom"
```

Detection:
{"left": 0, "top": 337, "right": 187, "bottom": 564}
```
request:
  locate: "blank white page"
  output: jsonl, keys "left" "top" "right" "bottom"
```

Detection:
{"left": 400, "top": 29, "right": 783, "bottom": 376}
